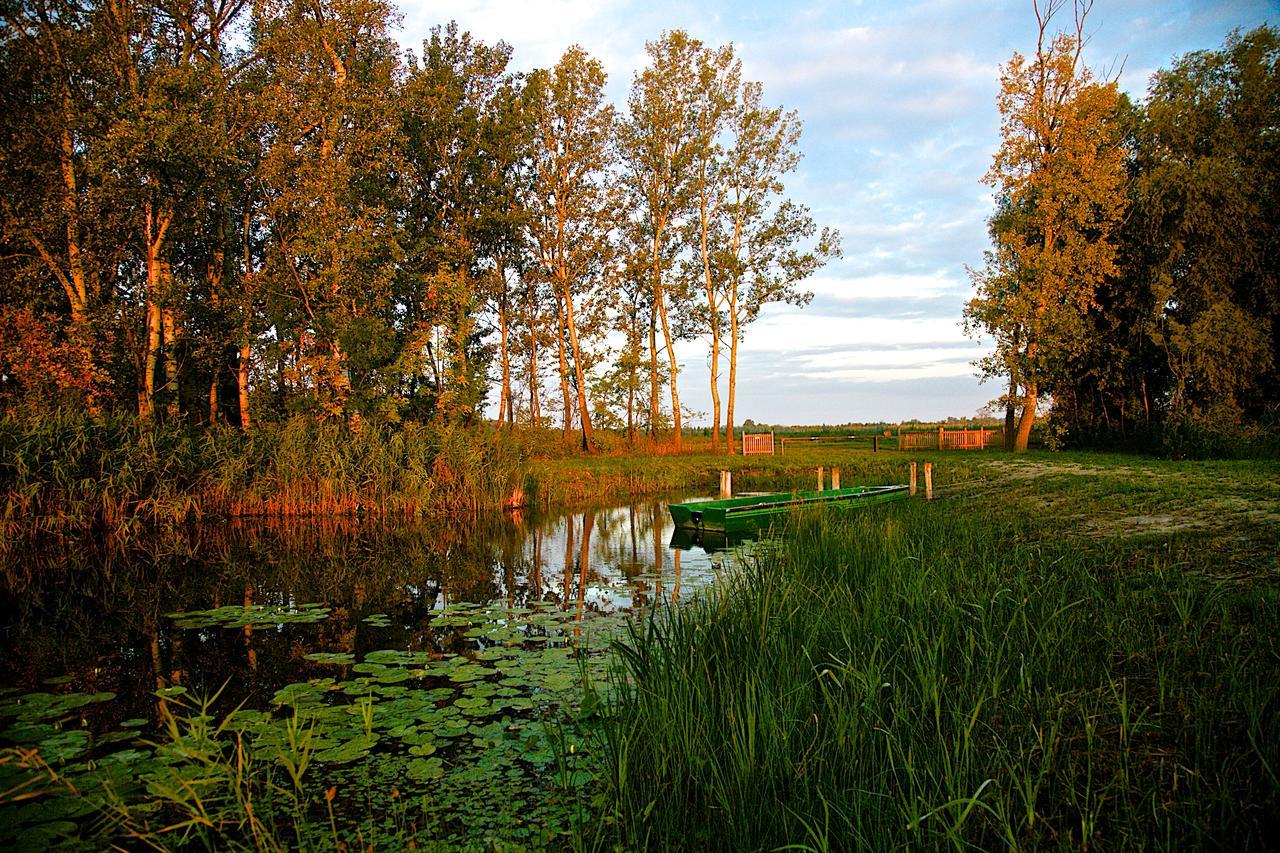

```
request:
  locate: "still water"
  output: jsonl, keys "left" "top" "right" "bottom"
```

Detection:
{"left": 0, "top": 495, "right": 752, "bottom": 723}
{"left": 0, "top": 496, "right": 768, "bottom": 846}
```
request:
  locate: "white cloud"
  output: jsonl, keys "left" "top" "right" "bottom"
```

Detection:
{"left": 807, "top": 271, "right": 964, "bottom": 302}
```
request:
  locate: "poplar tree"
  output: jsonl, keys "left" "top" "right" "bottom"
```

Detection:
{"left": 965, "top": 0, "right": 1127, "bottom": 451}
{"left": 523, "top": 47, "right": 617, "bottom": 450}
{"left": 717, "top": 81, "right": 839, "bottom": 452}
{"left": 620, "top": 30, "right": 701, "bottom": 450}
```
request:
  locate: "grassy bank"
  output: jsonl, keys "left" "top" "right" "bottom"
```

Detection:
{"left": 0, "top": 413, "right": 524, "bottom": 536}
{"left": 591, "top": 455, "right": 1280, "bottom": 849}
{"left": 0, "top": 411, "right": 970, "bottom": 536}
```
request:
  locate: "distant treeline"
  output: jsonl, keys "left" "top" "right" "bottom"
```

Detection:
{"left": 967, "top": 9, "right": 1279, "bottom": 457}
{"left": 0, "top": 1, "right": 836, "bottom": 454}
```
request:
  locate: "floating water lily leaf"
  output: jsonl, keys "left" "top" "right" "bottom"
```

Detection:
{"left": 305, "top": 652, "right": 355, "bottom": 665}
{"left": 270, "top": 680, "right": 333, "bottom": 707}
{"left": 41, "top": 675, "right": 74, "bottom": 686}
{"left": 313, "top": 733, "right": 378, "bottom": 764}
{"left": 120, "top": 718, "right": 148, "bottom": 728}
{"left": 364, "top": 649, "right": 433, "bottom": 666}
{"left": 0, "top": 690, "right": 116, "bottom": 723}
{"left": 448, "top": 665, "right": 492, "bottom": 683}
{"left": 540, "top": 672, "right": 577, "bottom": 692}
{"left": 362, "top": 613, "right": 391, "bottom": 627}
{"left": 168, "top": 603, "right": 330, "bottom": 630}
{"left": 32, "top": 730, "right": 92, "bottom": 764}
{"left": 406, "top": 756, "right": 445, "bottom": 782}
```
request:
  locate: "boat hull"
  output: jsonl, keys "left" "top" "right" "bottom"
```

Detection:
{"left": 668, "top": 485, "right": 909, "bottom": 533}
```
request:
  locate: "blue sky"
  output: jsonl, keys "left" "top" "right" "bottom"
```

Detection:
{"left": 398, "top": 0, "right": 1276, "bottom": 424}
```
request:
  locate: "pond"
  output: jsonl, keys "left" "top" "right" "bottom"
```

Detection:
{"left": 0, "top": 496, "right": 760, "bottom": 848}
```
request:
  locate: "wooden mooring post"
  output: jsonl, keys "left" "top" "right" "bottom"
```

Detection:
{"left": 832, "top": 468, "right": 841, "bottom": 489}
{"left": 924, "top": 462, "right": 933, "bottom": 501}
{"left": 719, "top": 470, "right": 732, "bottom": 499}
{"left": 909, "top": 462, "right": 917, "bottom": 496}
{"left": 817, "top": 466, "right": 824, "bottom": 491}
{"left": 873, "top": 435, "right": 879, "bottom": 452}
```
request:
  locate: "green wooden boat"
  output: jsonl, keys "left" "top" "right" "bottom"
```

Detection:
{"left": 668, "top": 485, "right": 909, "bottom": 533}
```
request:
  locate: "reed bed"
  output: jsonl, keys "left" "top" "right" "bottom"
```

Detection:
{"left": 593, "top": 500, "right": 1280, "bottom": 850}
{"left": 0, "top": 412, "right": 524, "bottom": 538}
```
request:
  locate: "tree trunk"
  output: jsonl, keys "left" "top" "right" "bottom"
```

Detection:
{"left": 498, "top": 286, "right": 512, "bottom": 428}
{"left": 556, "top": 302, "right": 572, "bottom": 439}
{"left": 1004, "top": 371, "right": 1017, "bottom": 451}
{"left": 161, "top": 304, "right": 180, "bottom": 419}
{"left": 561, "top": 283, "right": 594, "bottom": 451}
{"left": 726, "top": 310, "right": 739, "bottom": 454}
{"left": 709, "top": 330, "right": 722, "bottom": 452}
{"left": 699, "top": 193, "right": 721, "bottom": 451}
{"left": 141, "top": 199, "right": 172, "bottom": 419}
{"left": 654, "top": 283, "right": 681, "bottom": 450}
{"left": 237, "top": 341, "right": 252, "bottom": 429}
{"left": 142, "top": 298, "right": 161, "bottom": 419}
{"left": 648, "top": 305, "right": 659, "bottom": 437}
{"left": 527, "top": 287, "right": 540, "bottom": 425}
{"left": 1014, "top": 380, "right": 1037, "bottom": 451}
{"left": 209, "top": 369, "right": 219, "bottom": 425}
{"left": 627, "top": 304, "right": 639, "bottom": 445}
{"left": 59, "top": 114, "right": 90, "bottom": 322}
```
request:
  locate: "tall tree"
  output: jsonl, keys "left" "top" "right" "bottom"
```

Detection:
{"left": 964, "top": 0, "right": 1127, "bottom": 451}
{"left": 402, "top": 23, "right": 525, "bottom": 424}
{"left": 254, "top": 0, "right": 404, "bottom": 423}
{"left": 620, "top": 30, "right": 701, "bottom": 450}
{"left": 685, "top": 42, "right": 740, "bottom": 451}
{"left": 523, "top": 46, "right": 617, "bottom": 451}
{"left": 1137, "top": 25, "right": 1279, "bottom": 428}
{"left": 0, "top": 0, "right": 110, "bottom": 330}
{"left": 717, "top": 81, "right": 839, "bottom": 452}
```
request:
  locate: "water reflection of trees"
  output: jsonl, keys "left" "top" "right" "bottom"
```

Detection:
{"left": 0, "top": 498, "right": 723, "bottom": 712}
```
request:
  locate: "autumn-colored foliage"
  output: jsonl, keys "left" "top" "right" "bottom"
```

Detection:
{"left": 0, "top": 308, "right": 108, "bottom": 414}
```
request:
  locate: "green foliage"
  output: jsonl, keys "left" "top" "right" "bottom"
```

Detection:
{"left": 0, "top": 411, "right": 524, "bottom": 533}
{"left": 0, "top": 597, "right": 623, "bottom": 848}
{"left": 597, "top": 493, "right": 1280, "bottom": 849}
{"left": 973, "top": 24, "right": 1280, "bottom": 453}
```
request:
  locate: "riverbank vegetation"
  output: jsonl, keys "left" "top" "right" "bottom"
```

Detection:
{"left": 0, "top": 412, "right": 524, "bottom": 537}
{"left": 2, "top": 451, "right": 1276, "bottom": 848}
{"left": 593, "top": 453, "right": 1280, "bottom": 849}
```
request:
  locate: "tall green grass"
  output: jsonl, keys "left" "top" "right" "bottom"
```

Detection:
{"left": 0, "top": 412, "right": 524, "bottom": 536}
{"left": 594, "top": 502, "right": 1280, "bottom": 849}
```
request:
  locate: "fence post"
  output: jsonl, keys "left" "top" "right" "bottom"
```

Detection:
{"left": 817, "top": 466, "right": 824, "bottom": 492}
{"left": 873, "top": 435, "right": 879, "bottom": 452}
{"left": 938, "top": 426, "right": 945, "bottom": 449}
{"left": 909, "top": 462, "right": 917, "bottom": 496}
{"left": 832, "top": 468, "right": 841, "bottom": 489}
{"left": 925, "top": 462, "right": 933, "bottom": 501}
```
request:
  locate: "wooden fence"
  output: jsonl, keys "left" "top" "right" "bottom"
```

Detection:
{"left": 742, "top": 432, "right": 775, "bottom": 455}
{"left": 900, "top": 427, "right": 995, "bottom": 450}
